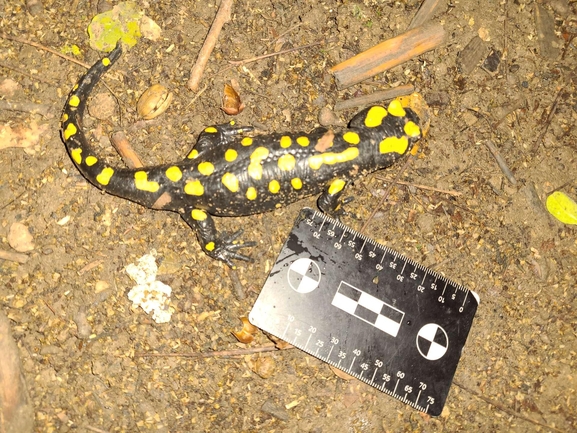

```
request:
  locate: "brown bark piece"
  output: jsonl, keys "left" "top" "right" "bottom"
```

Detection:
{"left": 329, "top": 23, "right": 446, "bottom": 89}
{"left": 534, "top": 4, "right": 559, "bottom": 59}
{"left": 111, "top": 131, "right": 144, "bottom": 169}
{"left": 458, "top": 36, "right": 487, "bottom": 75}
{"left": 408, "top": 0, "right": 445, "bottom": 30}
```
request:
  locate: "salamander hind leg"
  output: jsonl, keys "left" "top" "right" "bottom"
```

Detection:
{"left": 181, "top": 208, "right": 256, "bottom": 268}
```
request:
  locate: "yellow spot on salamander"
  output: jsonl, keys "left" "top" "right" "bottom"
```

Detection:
{"left": 204, "top": 126, "right": 218, "bottom": 133}
{"left": 404, "top": 121, "right": 421, "bottom": 138}
{"left": 222, "top": 172, "right": 239, "bottom": 192}
{"left": 269, "top": 180, "right": 280, "bottom": 194}
{"left": 241, "top": 137, "right": 253, "bottom": 146}
{"left": 70, "top": 148, "right": 82, "bottom": 164}
{"left": 365, "top": 106, "right": 388, "bottom": 127}
{"left": 135, "top": 171, "right": 160, "bottom": 193}
{"left": 280, "top": 136, "right": 292, "bottom": 148}
{"left": 198, "top": 162, "right": 215, "bottom": 176}
{"left": 61, "top": 113, "right": 69, "bottom": 123}
{"left": 72, "top": 84, "right": 78, "bottom": 91}
{"left": 328, "top": 179, "right": 346, "bottom": 195}
{"left": 225, "top": 149, "right": 238, "bottom": 162}
{"left": 246, "top": 187, "right": 257, "bottom": 200}
{"left": 387, "top": 99, "right": 406, "bottom": 117}
{"left": 187, "top": 149, "right": 199, "bottom": 159}
{"left": 68, "top": 95, "right": 80, "bottom": 108}
{"left": 308, "top": 147, "right": 359, "bottom": 170}
{"left": 191, "top": 209, "right": 207, "bottom": 221}
{"left": 184, "top": 180, "right": 204, "bottom": 196}
{"left": 166, "top": 166, "right": 183, "bottom": 182}
{"left": 296, "top": 136, "right": 310, "bottom": 147}
{"left": 85, "top": 156, "right": 98, "bottom": 166}
{"left": 278, "top": 154, "right": 296, "bottom": 171}
{"left": 343, "top": 131, "right": 360, "bottom": 145}
{"left": 291, "top": 178, "right": 302, "bottom": 190}
{"left": 64, "top": 122, "right": 77, "bottom": 140}
{"left": 248, "top": 147, "right": 269, "bottom": 180}
{"left": 205, "top": 241, "right": 215, "bottom": 252}
{"left": 379, "top": 136, "right": 409, "bottom": 154}
{"left": 96, "top": 167, "right": 114, "bottom": 186}
{"left": 102, "top": 57, "right": 111, "bottom": 67}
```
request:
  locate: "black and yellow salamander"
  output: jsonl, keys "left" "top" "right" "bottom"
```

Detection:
{"left": 61, "top": 44, "right": 429, "bottom": 267}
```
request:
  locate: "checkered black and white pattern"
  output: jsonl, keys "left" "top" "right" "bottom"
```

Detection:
{"left": 331, "top": 281, "right": 404, "bottom": 337}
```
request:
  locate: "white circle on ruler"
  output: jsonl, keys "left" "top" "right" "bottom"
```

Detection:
{"left": 416, "top": 323, "right": 449, "bottom": 361}
{"left": 287, "top": 258, "right": 321, "bottom": 293}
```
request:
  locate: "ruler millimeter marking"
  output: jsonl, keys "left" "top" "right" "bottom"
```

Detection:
{"left": 249, "top": 208, "right": 479, "bottom": 416}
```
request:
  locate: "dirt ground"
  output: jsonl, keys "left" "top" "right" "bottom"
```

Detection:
{"left": 1, "top": 0, "right": 576, "bottom": 432}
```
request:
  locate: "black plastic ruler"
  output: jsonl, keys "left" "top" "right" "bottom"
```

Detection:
{"left": 249, "top": 208, "right": 479, "bottom": 416}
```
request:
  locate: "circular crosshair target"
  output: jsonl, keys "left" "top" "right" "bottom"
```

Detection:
{"left": 287, "top": 258, "right": 321, "bottom": 294}
{"left": 416, "top": 323, "right": 449, "bottom": 361}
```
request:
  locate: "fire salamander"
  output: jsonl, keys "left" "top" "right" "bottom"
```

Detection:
{"left": 61, "top": 44, "right": 429, "bottom": 267}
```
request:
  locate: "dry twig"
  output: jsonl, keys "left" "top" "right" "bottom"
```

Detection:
{"left": 360, "top": 154, "right": 414, "bottom": 234}
{"left": 0, "top": 61, "right": 57, "bottom": 85}
{"left": 134, "top": 343, "right": 294, "bottom": 359}
{"left": 484, "top": 140, "right": 517, "bottom": 185}
{"left": 0, "top": 249, "right": 29, "bottom": 264}
{"left": 453, "top": 381, "right": 567, "bottom": 433}
{"left": 0, "top": 33, "right": 90, "bottom": 68}
{"left": 188, "top": 0, "right": 234, "bottom": 91}
{"left": 110, "top": 131, "right": 144, "bottom": 169}
{"left": 0, "top": 100, "right": 52, "bottom": 116}
{"left": 533, "top": 88, "right": 563, "bottom": 151}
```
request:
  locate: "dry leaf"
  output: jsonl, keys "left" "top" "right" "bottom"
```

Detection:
{"left": 233, "top": 316, "right": 258, "bottom": 344}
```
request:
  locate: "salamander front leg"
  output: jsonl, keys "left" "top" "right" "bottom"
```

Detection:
{"left": 181, "top": 208, "right": 256, "bottom": 268}
{"left": 192, "top": 122, "right": 255, "bottom": 155}
{"left": 317, "top": 178, "right": 354, "bottom": 218}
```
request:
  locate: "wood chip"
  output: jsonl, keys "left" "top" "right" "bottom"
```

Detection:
{"left": 458, "top": 36, "right": 487, "bottom": 75}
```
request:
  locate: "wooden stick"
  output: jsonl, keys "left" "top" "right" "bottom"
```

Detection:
{"left": 0, "top": 33, "right": 90, "bottom": 68}
{"left": 110, "top": 131, "right": 144, "bottom": 168}
{"left": 187, "top": 0, "right": 234, "bottom": 91}
{"left": 134, "top": 343, "right": 295, "bottom": 359}
{"left": 333, "top": 84, "right": 414, "bottom": 111}
{"left": 484, "top": 140, "right": 517, "bottom": 186}
{"left": 0, "top": 249, "right": 29, "bottom": 264}
{"left": 329, "top": 23, "right": 446, "bottom": 89}
{"left": 408, "top": 0, "right": 444, "bottom": 30}
{"left": 360, "top": 154, "right": 414, "bottom": 234}
{"left": 453, "top": 381, "right": 567, "bottom": 433}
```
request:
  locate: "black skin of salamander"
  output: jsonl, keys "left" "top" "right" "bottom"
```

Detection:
{"left": 61, "top": 43, "right": 422, "bottom": 267}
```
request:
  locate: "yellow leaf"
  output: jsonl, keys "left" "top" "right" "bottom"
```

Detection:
{"left": 546, "top": 191, "right": 577, "bottom": 225}
{"left": 87, "top": 2, "right": 143, "bottom": 52}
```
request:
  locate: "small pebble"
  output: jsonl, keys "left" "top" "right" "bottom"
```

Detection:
{"left": 8, "top": 222, "right": 35, "bottom": 252}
